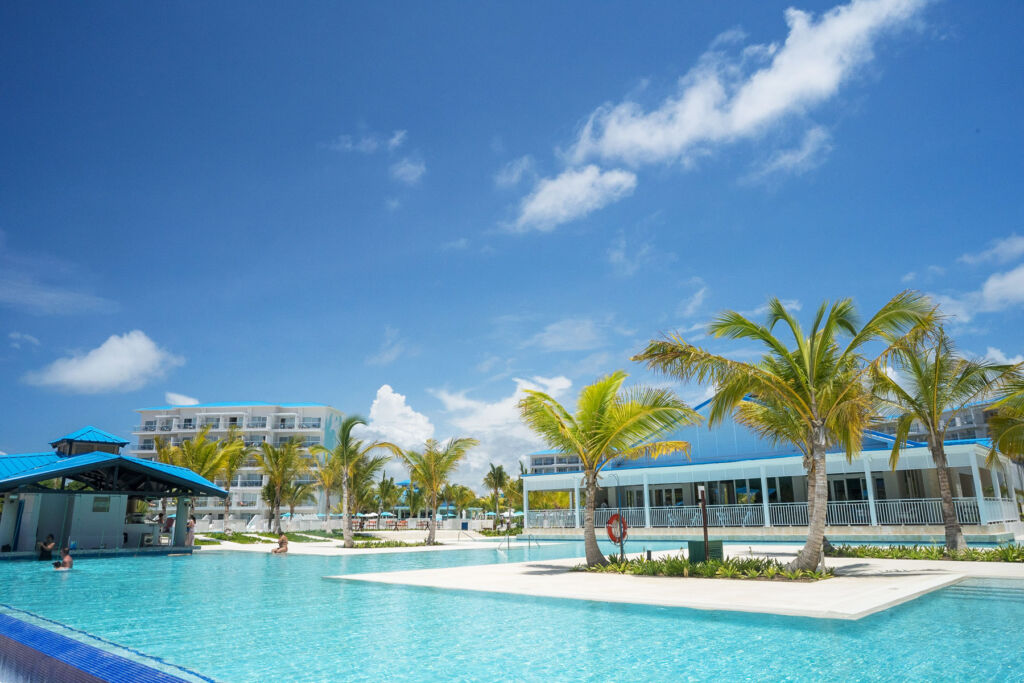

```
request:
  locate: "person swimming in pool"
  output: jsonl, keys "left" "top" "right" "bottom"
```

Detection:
{"left": 271, "top": 533, "right": 288, "bottom": 554}
{"left": 53, "top": 547, "right": 73, "bottom": 570}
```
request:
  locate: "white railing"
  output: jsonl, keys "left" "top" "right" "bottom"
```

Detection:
{"left": 769, "top": 503, "right": 808, "bottom": 526}
{"left": 525, "top": 497, "right": 1020, "bottom": 529}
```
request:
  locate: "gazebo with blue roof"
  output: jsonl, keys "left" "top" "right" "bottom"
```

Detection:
{"left": 0, "top": 426, "right": 227, "bottom": 558}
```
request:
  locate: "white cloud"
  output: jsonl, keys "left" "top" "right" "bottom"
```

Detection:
{"left": 570, "top": 0, "right": 924, "bottom": 167}
{"left": 390, "top": 157, "right": 426, "bottom": 185}
{"left": 525, "top": 317, "right": 607, "bottom": 352}
{"left": 356, "top": 385, "right": 435, "bottom": 450}
{"left": 23, "top": 330, "right": 184, "bottom": 394}
{"left": 441, "top": 237, "right": 470, "bottom": 251}
{"left": 930, "top": 263, "right": 1024, "bottom": 323}
{"left": 984, "top": 347, "right": 1024, "bottom": 365}
{"left": 327, "top": 134, "right": 379, "bottom": 153}
{"left": 165, "top": 391, "right": 199, "bottom": 406}
{"left": 387, "top": 130, "right": 408, "bottom": 150}
{"left": 747, "top": 126, "right": 833, "bottom": 180}
{"left": 433, "top": 375, "right": 572, "bottom": 486}
{"left": 515, "top": 165, "right": 637, "bottom": 231}
{"left": 8, "top": 331, "right": 40, "bottom": 350}
{"left": 901, "top": 271, "right": 916, "bottom": 283}
{"left": 607, "top": 233, "right": 653, "bottom": 277}
{"left": 366, "top": 326, "right": 408, "bottom": 366}
{"left": 676, "top": 278, "right": 708, "bottom": 318}
{"left": 959, "top": 234, "right": 1024, "bottom": 265}
{"left": 495, "top": 155, "right": 535, "bottom": 188}
{"left": 739, "top": 298, "right": 803, "bottom": 317}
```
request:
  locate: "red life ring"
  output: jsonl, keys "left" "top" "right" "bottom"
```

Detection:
{"left": 606, "top": 513, "right": 627, "bottom": 544}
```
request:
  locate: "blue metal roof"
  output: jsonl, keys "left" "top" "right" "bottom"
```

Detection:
{"left": 0, "top": 451, "right": 227, "bottom": 497}
{"left": 49, "top": 426, "right": 129, "bottom": 447}
{"left": 0, "top": 453, "right": 60, "bottom": 478}
{"left": 137, "top": 401, "right": 334, "bottom": 411}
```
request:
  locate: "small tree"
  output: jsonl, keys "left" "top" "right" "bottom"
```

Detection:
{"left": 483, "top": 464, "right": 510, "bottom": 528}
{"left": 402, "top": 438, "right": 479, "bottom": 544}
{"left": 256, "top": 439, "right": 308, "bottom": 534}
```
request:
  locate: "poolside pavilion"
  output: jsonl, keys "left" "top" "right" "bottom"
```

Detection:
{"left": 522, "top": 399, "right": 1024, "bottom": 542}
{"left": 0, "top": 426, "right": 226, "bottom": 557}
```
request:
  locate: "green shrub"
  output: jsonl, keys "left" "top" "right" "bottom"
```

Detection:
{"left": 826, "top": 543, "right": 1024, "bottom": 562}
{"left": 575, "top": 553, "right": 828, "bottom": 581}
{"left": 201, "top": 533, "right": 271, "bottom": 544}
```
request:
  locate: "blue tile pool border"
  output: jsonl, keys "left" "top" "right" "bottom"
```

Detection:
{"left": 0, "top": 610, "right": 211, "bottom": 682}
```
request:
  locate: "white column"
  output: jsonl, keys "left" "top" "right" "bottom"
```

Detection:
{"left": 989, "top": 466, "right": 1003, "bottom": 499}
{"left": 522, "top": 478, "right": 530, "bottom": 529}
{"left": 573, "top": 482, "right": 581, "bottom": 529}
{"left": 173, "top": 498, "right": 189, "bottom": 547}
{"left": 863, "top": 458, "right": 878, "bottom": 526}
{"left": 970, "top": 457, "right": 988, "bottom": 524}
{"left": 642, "top": 474, "right": 651, "bottom": 528}
{"left": 759, "top": 466, "right": 771, "bottom": 527}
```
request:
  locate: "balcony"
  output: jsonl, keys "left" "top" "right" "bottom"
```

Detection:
{"left": 274, "top": 422, "right": 297, "bottom": 430}
{"left": 135, "top": 443, "right": 156, "bottom": 452}
{"left": 246, "top": 419, "right": 268, "bottom": 429}
{"left": 298, "top": 420, "right": 322, "bottom": 430}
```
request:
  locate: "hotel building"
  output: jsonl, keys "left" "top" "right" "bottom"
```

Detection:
{"left": 131, "top": 402, "right": 342, "bottom": 526}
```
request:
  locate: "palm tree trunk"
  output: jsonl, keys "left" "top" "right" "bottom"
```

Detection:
{"left": 223, "top": 484, "right": 232, "bottom": 534}
{"left": 427, "top": 495, "right": 437, "bottom": 545}
{"left": 342, "top": 473, "right": 353, "bottom": 548}
{"left": 932, "top": 444, "right": 966, "bottom": 551}
{"left": 324, "top": 492, "right": 331, "bottom": 531}
{"left": 790, "top": 432, "right": 829, "bottom": 571}
{"left": 273, "top": 485, "right": 283, "bottom": 534}
{"left": 583, "top": 472, "right": 607, "bottom": 566}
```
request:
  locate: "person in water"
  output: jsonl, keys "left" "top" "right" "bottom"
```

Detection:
{"left": 37, "top": 534, "right": 56, "bottom": 561}
{"left": 271, "top": 533, "right": 288, "bottom": 554}
{"left": 185, "top": 515, "right": 196, "bottom": 546}
{"left": 53, "top": 547, "right": 73, "bottom": 570}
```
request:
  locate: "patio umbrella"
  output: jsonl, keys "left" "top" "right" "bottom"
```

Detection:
{"left": 355, "top": 512, "right": 365, "bottom": 518}
{"left": 485, "top": 512, "right": 496, "bottom": 516}
{"left": 380, "top": 511, "right": 395, "bottom": 517}
{"left": 366, "top": 512, "right": 378, "bottom": 517}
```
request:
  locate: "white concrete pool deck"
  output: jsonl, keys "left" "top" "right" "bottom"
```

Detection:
{"left": 196, "top": 530, "right": 532, "bottom": 556}
{"left": 327, "top": 544, "right": 1024, "bottom": 620}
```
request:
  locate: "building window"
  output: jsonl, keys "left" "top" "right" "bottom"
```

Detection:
{"left": 300, "top": 417, "right": 321, "bottom": 429}
{"left": 247, "top": 417, "right": 267, "bottom": 429}
{"left": 92, "top": 497, "right": 110, "bottom": 513}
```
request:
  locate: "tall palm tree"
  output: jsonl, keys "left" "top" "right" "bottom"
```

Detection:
{"left": 218, "top": 427, "right": 250, "bottom": 533}
{"left": 401, "top": 437, "right": 479, "bottom": 544}
{"left": 873, "top": 327, "right": 1021, "bottom": 549}
{"left": 518, "top": 370, "right": 698, "bottom": 566}
{"left": 634, "top": 293, "right": 932, "bottom": 570}
{"left": 177, "top": 425, "right": 243, "bottom": 515}
{"left": 312, "top": 416, "right": 401, "bottom": 548}
{"left": 311, "top": 450, "right": 342, "bottom": 530}
{"left": 350, "top": 453, "right": 390, "bottom": 516}
{"left": 483, "top": 464, "right": 510, "bottom": 526}
{"left": 256, "top": 439, "right": 309, "bottom": 534}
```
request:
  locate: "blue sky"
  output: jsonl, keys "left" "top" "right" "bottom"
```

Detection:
{"left": 2, "top": 0, "right": 1022, "bottom": 485}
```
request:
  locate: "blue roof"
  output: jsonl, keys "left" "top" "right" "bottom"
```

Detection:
{"left": 0, "top": 451, "right": 226, "bottom": 497}
{"left": 50, "top": 426, "right": 129, "bottom": 447}
{"left": 137, "top": 401, "right": 333, "bottom": 411}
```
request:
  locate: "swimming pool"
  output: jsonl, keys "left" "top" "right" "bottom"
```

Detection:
{"left": 2, "top": 542, "right": 1023, "bottom": 681}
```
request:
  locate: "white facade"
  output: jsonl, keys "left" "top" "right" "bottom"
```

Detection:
{"left": 131, "top": 402, "right": 342, "bottom": 526}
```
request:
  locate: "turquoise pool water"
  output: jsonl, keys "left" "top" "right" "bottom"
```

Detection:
{"left": 2, "top": 542, "right": 1023, "bottom": 681}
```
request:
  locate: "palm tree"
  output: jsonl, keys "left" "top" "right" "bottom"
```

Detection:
{"left": 405, "top": 485, "right": 425, "bottom": 521}
{"left": 375, "top": 475, "right": 401, "bottom": 524}
{"left": 401, "top": 438, "right": 479, "bottom": 544}
{"left": 312, "top": 416, "right": 401, "bottom": 548}
{"left": 445, "top": 484, "right": 476, "bottom": 518}
{"left": 177, "top": 425, "right": 243, "bottom": 515}
{"left": 256, "top": 439, "right": 309, "bottom": 534}
{"left": 991, "top": 377, "right": 1024, "bottom": 462}
{"left": 483, "top": 464, "right": 510, "bottom": 527}
{"left": 634, "top": 293, "right": 932, "bottom": 570}
{"left": 311, "top": 451, "right": 342, "bottom": 530}
{"left": 350, "top": 453, "right": 390, "bottom": 516}
{"left": 218, "top": 427, "right": 250, "bottom": 533}
{"left": 873, "top": 327, "right": 1021, "bottom": 550}
{"left": 282, "top": 481, "right": 317, "bottom": 519}
{"left": 153, "top": 435, "right": 181, "bottom": 523}
{"left": 518, "top": 370, "right": 698, "bottom": 566}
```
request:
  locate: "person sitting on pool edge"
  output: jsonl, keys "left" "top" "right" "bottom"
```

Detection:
{"left": 37, "top": 534, "right": 56, "bottom": 561}
{"left": 53, "top": 547, "right": 73, "bottom": 570}
{"left": 271, "top": 533, "right": 288, "bottom": 554}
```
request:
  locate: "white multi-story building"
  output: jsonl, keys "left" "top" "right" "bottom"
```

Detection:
{"left": 131, "top": 402, "right": 342, "bottom": 526}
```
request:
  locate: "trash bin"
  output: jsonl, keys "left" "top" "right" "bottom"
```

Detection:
{"left": 687, "top": 539, "right": 723, "bottom": 562}
{"left": 460, "top": 521, "right": 469, "bottom": 531}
